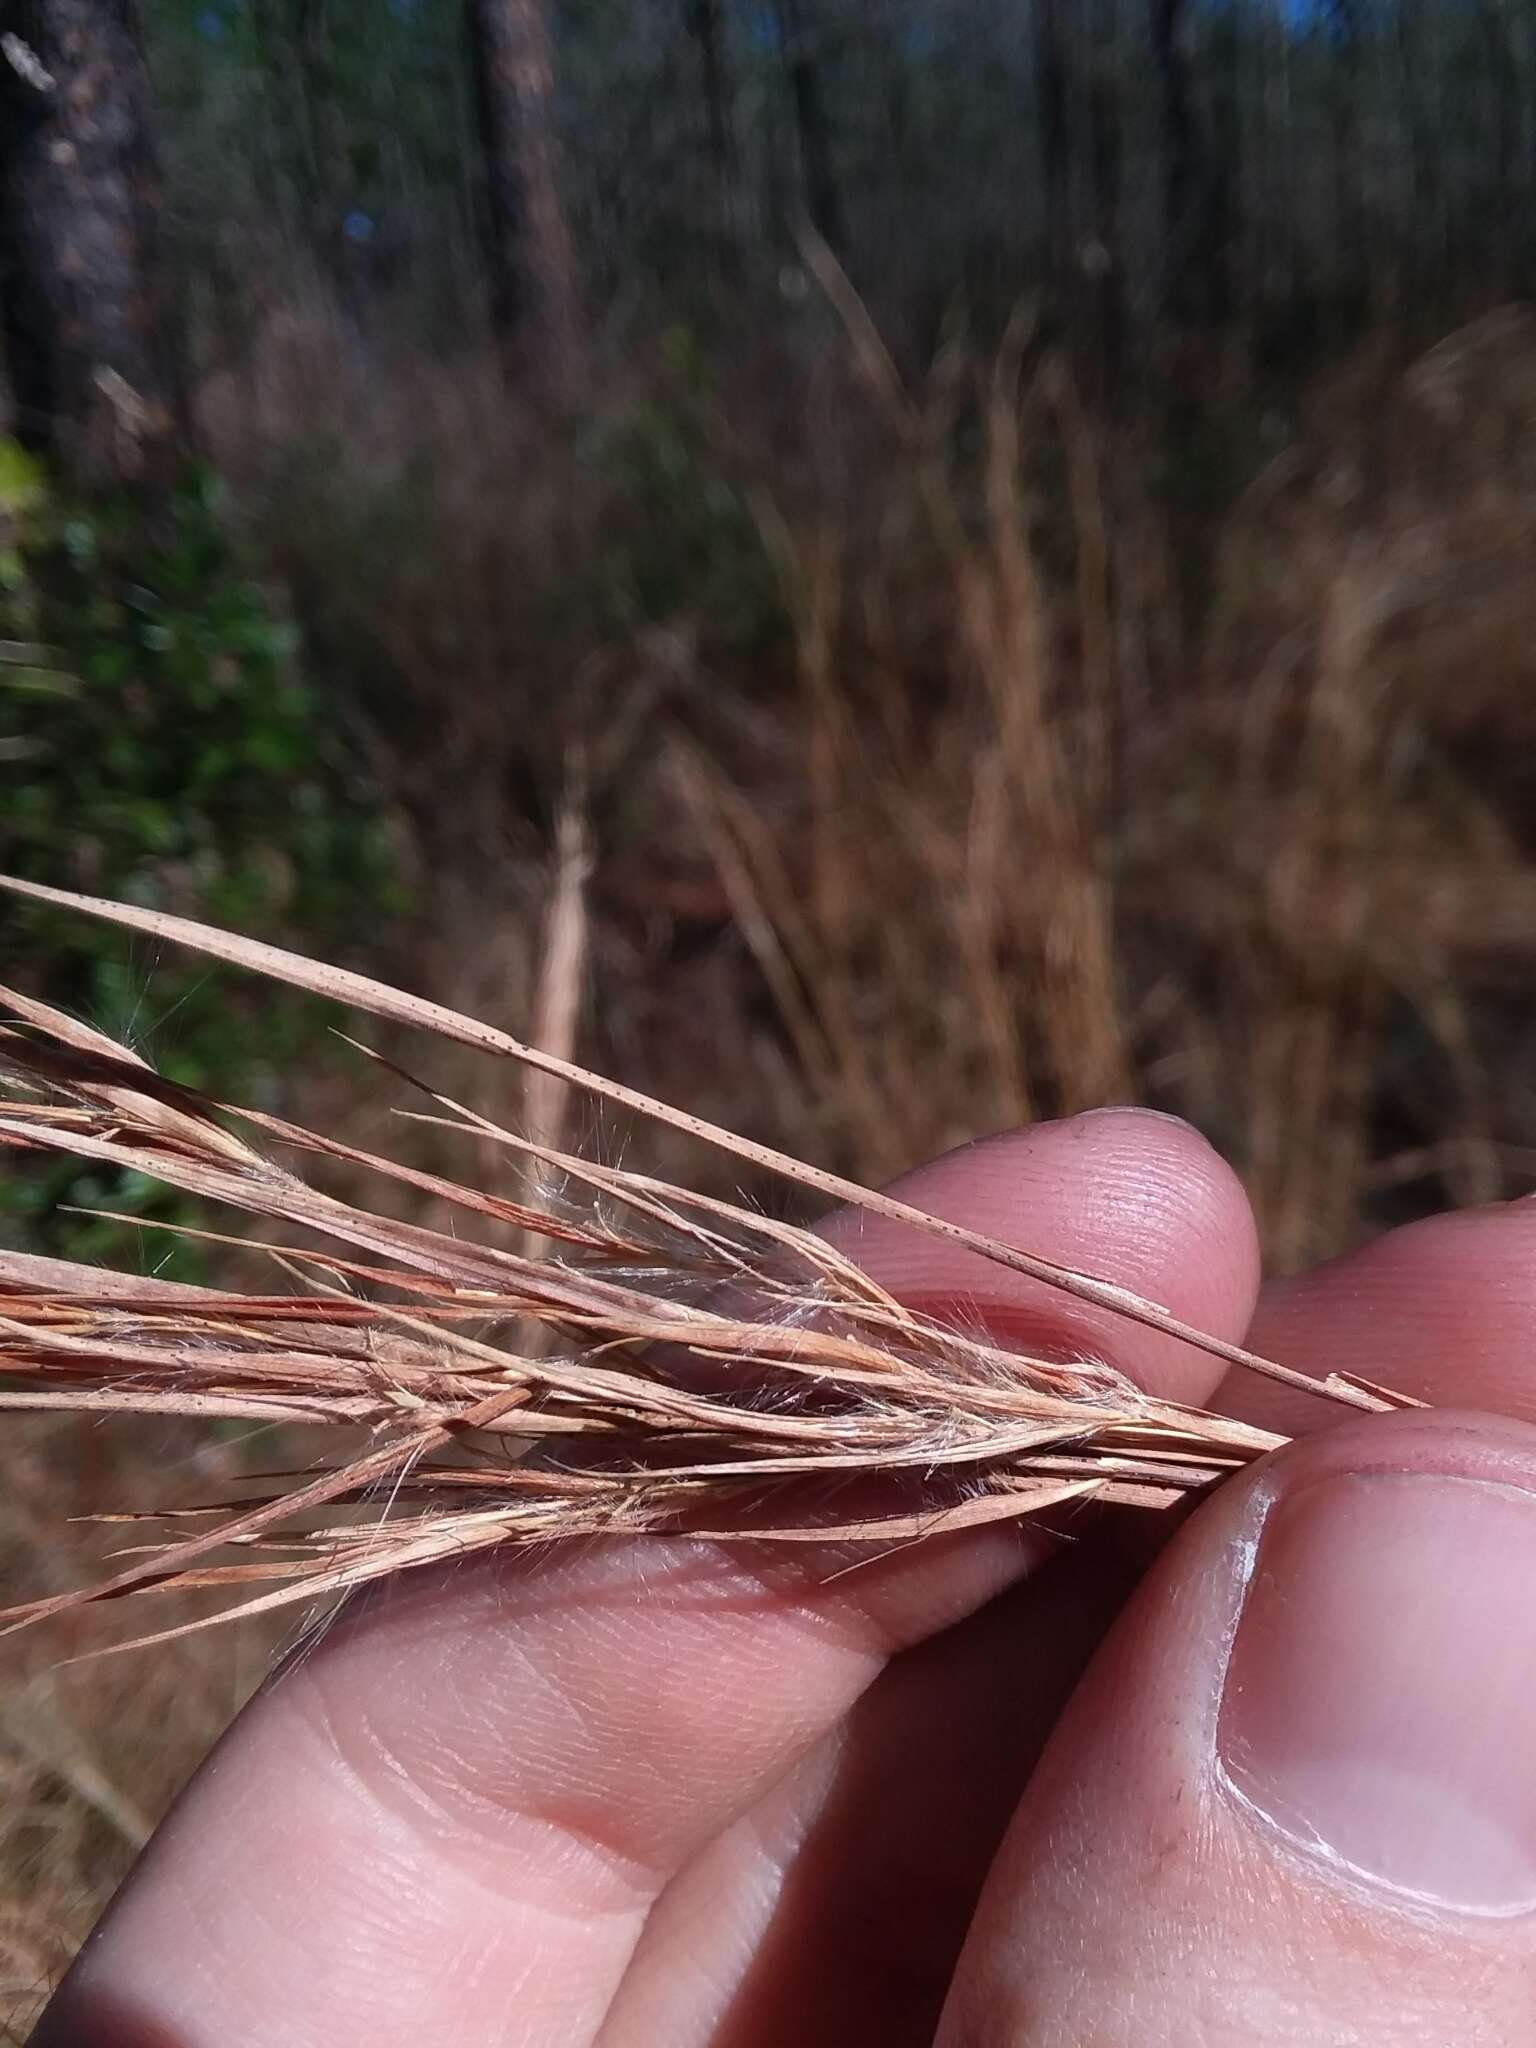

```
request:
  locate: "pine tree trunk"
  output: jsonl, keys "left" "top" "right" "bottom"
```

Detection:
{"left": 774, "top": 0, "right": 842, "bottom": 251}
{"left": 1151, "top": 0, "right": 1233, "bottom": 321}
{"left": 1149, "top": 0, "right": 1196, "bottom": 309}
{"left": 685, "top": 0, "right": 738, "bottom": 267}
{"left": 464, "top": 0, "right": 583, "bottom": 388}
{"left": 1034, "top": 0, "right": 1070, "bottom": 274}
{"left": 0, "top": 0, "right": 182, "bottom": 489}
{"left": 1330, "top": 7, "right": 1365, "bottom": 303}
{"left": 1473, "top": 0, "right": 1520, "bottom": 285}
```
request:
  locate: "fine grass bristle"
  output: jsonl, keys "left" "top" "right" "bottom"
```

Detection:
{"left": 0, "top": 875, "right": 1410, "bottom": 1654}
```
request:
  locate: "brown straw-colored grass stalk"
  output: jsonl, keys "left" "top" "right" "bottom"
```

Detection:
{"left": 0, "top": 876, "right": 1411, "bottom": 1652}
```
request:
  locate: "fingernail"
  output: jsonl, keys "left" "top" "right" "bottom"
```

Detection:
{"left": 1074, "top": 1105, "right": 1188, "bottom": 1127}
{"left": 1218, "top": 1470, "right": 1536, "bottom": 1914}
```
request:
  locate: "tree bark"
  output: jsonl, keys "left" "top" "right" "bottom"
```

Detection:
{"left": 774, "top": 0, "right": 842, "bottom": 251}
{"left": 0, "top": 0, "right": 182, "bottom": 489}
{"left": 1034, "top": 0, "right": 1070, "bottom": 274}
{"left": 1150, "top": 0, "right": 1192, "bottom": 280}
{"left": 1151, "top": 0, "right": 1233, "bottom": 321}
{"left": 464, "top": 0, "right": 583, "bottom": 387}
{"left": 1473, "top": 0, "right": 1521, "bottom": 282}
{"left": 1199, "top": 4, "right": 1240, "bottom": 321}
{"left": 684, "top": 0, "right": 737, "bottom": 266}
{"left": 1324, "top": 0, "right": 1367, "bottom": 302}
{"left": 1083, "top": 2, "right": 1124, "bottom": 387}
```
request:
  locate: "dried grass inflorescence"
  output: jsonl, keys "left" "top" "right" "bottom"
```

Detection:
{"left": 0, "top": 877, "right": 1409, "bottom": 1652}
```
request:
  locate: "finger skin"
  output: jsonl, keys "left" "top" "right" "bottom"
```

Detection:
{"left": 938, "top": 1410, "right": 1536, "bottom": 2048}
{"left": 672, "top": 1192, "right": 1536, "bottom": 2048}
{"left": 1231, "top": 1202, "right": 1536, "bottom": 1435}
{"left": 823, "top": 1108, "right": 1256, "bottom": 1409}
{"left": 599, "top": 1539, "right": 1144, "bottom": 2048}
{"left": 32, "top": 1110, "right": 1258, "bottom": 2048}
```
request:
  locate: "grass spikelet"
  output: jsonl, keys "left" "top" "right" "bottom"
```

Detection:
{"left": 0, "top": 876, "right": 1410, "bottom": 1650}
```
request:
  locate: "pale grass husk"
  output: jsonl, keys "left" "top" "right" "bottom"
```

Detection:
{"left": 0, "top": 876, "right": 1410, "bottom": 1652}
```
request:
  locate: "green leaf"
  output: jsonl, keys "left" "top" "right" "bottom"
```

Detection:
{"left": 0, "top": 439, "right": 46, "bottom": 519}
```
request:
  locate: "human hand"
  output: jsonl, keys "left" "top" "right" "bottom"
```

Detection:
{"left": 32, "top": 1109, "right": 1536, "bottom": 2045}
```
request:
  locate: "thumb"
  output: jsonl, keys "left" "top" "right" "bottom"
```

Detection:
{"left": 940, "top": 1410, "right": 1536, "bottom": 2046}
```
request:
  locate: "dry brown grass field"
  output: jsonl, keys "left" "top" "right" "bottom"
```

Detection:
{"left": 8, "top": 301, "right": 1536, "bottom": 2034}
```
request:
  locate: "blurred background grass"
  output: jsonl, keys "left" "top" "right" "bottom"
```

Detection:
{"left": 8, "top": 0, "right": 1536, "bottom": 2029}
